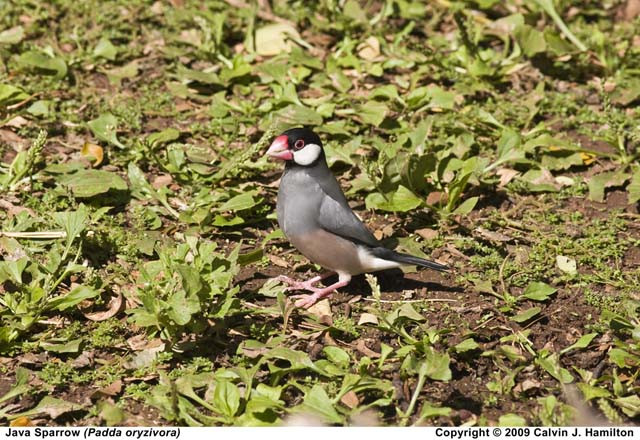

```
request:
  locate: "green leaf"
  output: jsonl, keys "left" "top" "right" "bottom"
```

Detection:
{"left": 419, "top": 403, "right": 451, "bottom": 419}
{"left": 41, "top": 338, "right": 82, "bottom": 353}
{"left": 53, "top": 207, "right": 89, "bottom": 248}
{"left": 498, "top": 414, "right": 527, "bottom": 426}
{"left": 452, "top": 196, "right": 478, "bottom": 215}
{"left": 587, "top": 171, "right": 630, "bottom": 202}
{"left": 9, "top": 396, "right": 83, "bottom": 420}
{"left": 511, "top": 306, "right": 541, "bottom": 323}
{"left": 218, "top": 192, "right": 259, "bottom": 212}
{"left": 98, "top": 401, "right": 125, "bottom": 426}
{"left": 17, "top": 50, "right": 67, "bottom": 80}
{"left": 47, "top": 285, "right": 100, "bottom": 311}
{"left": 358, "top": 101, "right": 389, "bottom": 127}
{"left": 521, "top": 282, "right": 557, "bottom": 301}
{"left": 0, "top": 26, "right": 24, "bottom": 45}
{"left": 454, "top": 338, "right": 479, "bottom": 353}
{"left": 0, "top": 84, "right": 29, "bottom": 106}
{"left": 88, "top": 113, "right": 127, "bottom": 149}
{"left": 628, "top": 167, "right": 640, "bottom": 204}
{"left": 537, "top": 355, "right": 574, "bottom": 384}
{"left": 422, "top": 347, "right": 452, "bottom": 381}
{"left": 515, "top": 24, "right": 546, "bottom": 57}
{"left": 167, "top": 290, "right": 200, "bottom": 326}
{"left": 295, "top": 384, "right": 343, "bottom": 424}
{"left": 213, "top": 380, "right": 241, "bottom": 419}
{"left": 365, "top": 185, "right": 422, "bottom": 212}
{"left": 323, "top": 346, "right": 350, "bottom": 367}
{"left": 577, "top": 383, "right": 611, "bottom": 401}
{"left": 61, "top": 169, "right": 128, "bottom": 198}
{"left": 93, "top": 38, "right": 117, "bottom": 61}
{"left": 147, "top": 128, "right": 180, "bottom": 148}
{"left": 614, "top": 395, "right": 640, "bottom": 417}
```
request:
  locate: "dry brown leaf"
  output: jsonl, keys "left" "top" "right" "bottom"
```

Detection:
{"left": 475, "top": 227, "right": 511, "bottom": 243}
{"left": 83, "top": 291, "right": 123, "bottom": 321}
{"left": 355, "top": 340, "right": 380, "bottom": 358}
{"left": 358, "top": 36, "right": 381, "bottom": 61}
{"left": 415, "top": 228, "right": 439, "bottom": 240}
{"left": 426, "top": 191, "right": 444, "bottom": 206}
{"left": 92, "top": 379, "right": 123, "bottom": 399}
{"left": 269, "top": 255, "right": 289, "bottom": 268}
{"left": 81, "top": 142, "right": 104, "bottom": 167}
{"left": 357, "top": 313, "right": 379, "bottom": 326}
{"left": 4, "top": 116, "right": 29, "bottom": 128}
{"left": 340, "top": 391, "right": 359, "bottom": 409}
{"left": 151, "top": 174, "right": 173, "bottom": 189}
{"left": 496, "top": 168, "right": 519, "bottom": 187}
{"left": 307, "top": 299, "right": 332, "bottom": 321}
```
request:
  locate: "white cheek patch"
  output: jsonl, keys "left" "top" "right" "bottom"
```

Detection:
{"left": 293, "top": 143, "right": 321, "bottom": 166}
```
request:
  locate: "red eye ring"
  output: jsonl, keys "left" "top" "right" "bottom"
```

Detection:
{"left": 294, "top": 139, "right": 305, "bottom": 150}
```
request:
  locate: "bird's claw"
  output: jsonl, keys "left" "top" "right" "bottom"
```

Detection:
{"left": 275, "top": 275, "right": 319, "bottom": 292}
{"left": 291, "top": 293, "right": 321, "bottom": 309}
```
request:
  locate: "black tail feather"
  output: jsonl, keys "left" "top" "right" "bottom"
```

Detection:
{"left": 371, "top": 247, "right": 449, "bottom": 272}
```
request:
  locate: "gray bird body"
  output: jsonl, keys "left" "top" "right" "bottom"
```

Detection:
{"left": 276, "top": 161, "right": 395, "bottom": 278}
{"left": 267, "top": 127, "right": 448, "bottom": 307}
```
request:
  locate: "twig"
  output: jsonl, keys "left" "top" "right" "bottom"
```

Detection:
{"left": 362, "top": 297, "right": 457, "bottom": 303}
{"left": 0, "top": 231, "right": 67, "bottom": 239}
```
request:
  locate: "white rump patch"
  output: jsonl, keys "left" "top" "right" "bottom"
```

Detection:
{"left": 356, "top": 246, "right": 401, "bottom": 273}
{"left": 293, "top": 143, "right": 322, "bottom": 166}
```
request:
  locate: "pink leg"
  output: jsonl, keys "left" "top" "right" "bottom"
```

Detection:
{"left": 291, "top": 273, "right": 352, "bottom": 309}
{"left": 275, "top": 272, "right": 334, "bottom": 292}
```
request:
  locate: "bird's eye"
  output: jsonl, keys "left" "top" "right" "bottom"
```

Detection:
{"left": 294, "top": 139, "right": 305, "bottom": 150}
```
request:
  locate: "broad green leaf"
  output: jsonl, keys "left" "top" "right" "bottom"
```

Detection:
{"left": 521, "top": 282, "right": 557, "bottom": 301}
{"left": 587, "top": 171, "right": 629, "bottom": 202}
{"left": 452, "top": 196, "right": 478, "bottom": 215}
{"left": 0, "top": 367, "right": 30, "bottom": 404}
{"left": 88, "top": 113, "right": 127, "bottom": 149}
{"left": 358, "top": 101, "right": 388, "bottom": 127}
{"left": 0, "top": 257, "right": 29, "bottom": 285}
{"left": 0, "top": 26, "right": 24, "bottom": 44}
{"left": 61, "top": 169, "right": 128, "bottom": 198}
{"left": 98, "top": 401, "right": 125, "bottom": 426}
{"left": 17, "top": 50, "right": 67, "bottom": 80}
{"left": 422, "top": 348, "right": 451, "bottom": 381}
{"left": 53, "top": 207, "right": 89, "bottom": 247}
{"left": 454, "top": 338, "right": 479, "bottom": 353}
{"left": 213, "top": 380, "right": 241, "bottom": 418}
{"left": 537, "top": 355, "right": 574, "bottom": 384}
{"left": 147, "top": 128, "right": 180, "bottom": 147}
{"left": 41, "top": 338, "right": 82, "bottom": 353}
{"left": 9, "top": 396, "right": 83, "bottom": 420}
{"left": 93, "top": 38, "right": 117, "bottom": 60}
{"left": 498, "top": 414, "right": 527, "bottom": 426}
{"left": 47, "top": 285, "right": 100, "bottom": 311}
{"left": 614, "top": 395, "right": 640, "bottom": 417}
{"left": 628, "top": 168, "right": 640, "bottom": 204}
{"left": 294, "top": 384, "right": 343, "bottom": 424}
{"left": 419, "top": 403, "right": 451, "bottom": 419}
{"left": 218, "top": 192, "right": 259, "bottom": 212}
{"left": 577, "top": 383, "right": 611, "bottom": 401}
{"left": 167, "top": 290, "right": 200, "bottom": 326}
{"left": 323, "top": 346, "right": 350, "bottom": 367}
{"left": 511, "top": 306, "right": 541, "bottom": 323}
{"left": 273, "top": 104, "right": 322, "bottom": 126}
{"left": 0, "top": 84, "right": 29, "bottom": 106}
{"left": 365, "top": 185, "right": 422, "bottom": 212}
{"left": 515, "top": 24, "right": 546, "bottom": 57}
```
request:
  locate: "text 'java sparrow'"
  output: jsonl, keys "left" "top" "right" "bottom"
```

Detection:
{"left": 267, "top": 127, "right": 448, "bottom": 308}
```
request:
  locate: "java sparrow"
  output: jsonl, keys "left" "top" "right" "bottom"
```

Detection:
{"left": 266, "top": 127, "right": 448, "bottom": 308}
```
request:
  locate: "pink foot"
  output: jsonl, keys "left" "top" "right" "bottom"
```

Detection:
{"left": 290, "top": 274, "right": 352, "bottom": 309}
{"left": 275, "top": 274, "right": 324, "bottom": 292}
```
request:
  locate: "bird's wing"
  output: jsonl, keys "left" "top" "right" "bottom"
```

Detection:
{"left": 316, "top": 175, "right": 380, "bottom": 247}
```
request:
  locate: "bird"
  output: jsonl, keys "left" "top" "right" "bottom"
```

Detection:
{"left": 266, "top": 127, "right": 448, "bottom": 308}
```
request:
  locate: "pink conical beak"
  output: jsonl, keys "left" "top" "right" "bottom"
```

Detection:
{"left": 267, "top": 135, "right": 293, "bottom": 161}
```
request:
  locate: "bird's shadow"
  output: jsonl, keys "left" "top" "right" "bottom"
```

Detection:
{"left": 338, "top": 269, "right": 463, "bottom": 296}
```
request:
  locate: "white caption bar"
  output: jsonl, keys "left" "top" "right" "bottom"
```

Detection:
{"left": 0, "top": 427, "right": 637, "bottom": 440}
